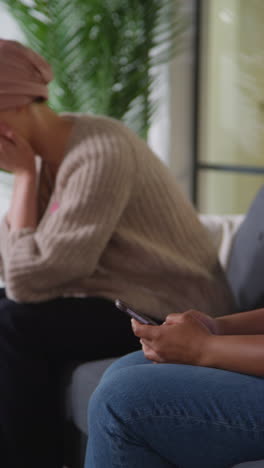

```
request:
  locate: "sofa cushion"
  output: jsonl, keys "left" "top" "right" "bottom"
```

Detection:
{"left": 64, "top": 358, "right": 116, "bottom": 435}
{"left": 226, "top": 186, "right": 264, "bottom": 311}
{"left": 200, "top": 214, "right": 244, "bottom": 268}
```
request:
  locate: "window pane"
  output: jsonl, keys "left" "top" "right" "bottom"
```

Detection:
{"left": 199, "top": 0, "right": 264, "bottom": 167}
{"left": 197, "top": 170, "right": 264, "bottom": 214}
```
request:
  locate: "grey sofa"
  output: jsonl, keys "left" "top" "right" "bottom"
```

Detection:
{"left": 62, "top": 208, "right": 264, "bottom": 468}
{"left": 63, "top": 358, "right": 116, "bottom": 467}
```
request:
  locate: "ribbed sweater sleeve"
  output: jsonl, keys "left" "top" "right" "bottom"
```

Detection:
{"left": 0, "top": 130, "right": 135, "bottom": 302}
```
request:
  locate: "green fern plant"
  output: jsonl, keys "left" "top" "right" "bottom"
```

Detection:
{"left": 1, "top": 0, "right": 188, "bottom": 139}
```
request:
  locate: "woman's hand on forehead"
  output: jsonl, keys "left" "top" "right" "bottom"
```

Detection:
{"left": 0, "top": 122, "right": 36, "bottom": 175}
{"left": 0, "top": 121, "right": 15, "bottom": 143}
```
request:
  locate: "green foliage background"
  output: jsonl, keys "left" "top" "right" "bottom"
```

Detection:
{"left": 1, "top": 0, "right": 187, "bottom": 138}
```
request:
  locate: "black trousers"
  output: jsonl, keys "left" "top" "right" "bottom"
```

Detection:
{"left": 0, "top": 288, "right": 140, "bottom": 468}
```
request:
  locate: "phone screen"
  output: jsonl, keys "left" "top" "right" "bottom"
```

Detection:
{"left": 115, "top": 299, "right": 162, "bottom": 325}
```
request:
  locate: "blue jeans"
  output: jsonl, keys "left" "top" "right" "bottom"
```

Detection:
{"left": 85, "top": 351, "right": 264, "bottom": 468}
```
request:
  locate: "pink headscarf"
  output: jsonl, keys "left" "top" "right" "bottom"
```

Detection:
{"left": 0, "top": 39, "right": 53, "bottom": 111}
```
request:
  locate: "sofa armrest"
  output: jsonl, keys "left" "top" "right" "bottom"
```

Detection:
{"left": 199, "top": 214, "right": 244, "bottom": 269}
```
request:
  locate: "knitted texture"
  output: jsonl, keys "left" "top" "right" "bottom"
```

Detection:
{"left": 0, "top": 113, "right": 234, "bottom": 319}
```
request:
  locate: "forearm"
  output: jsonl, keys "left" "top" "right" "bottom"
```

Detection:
{"left": 216, "top": 308, "right": 264, "bottom": 335}
{"left": 202, "top": 334, "right": 264, "bottom": 376}
{"left": 8, "top": 169, "right": 38, "bottom": 232}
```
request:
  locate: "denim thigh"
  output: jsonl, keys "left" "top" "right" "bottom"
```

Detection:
{"left": 87, "top": 354, "right": 264, "bottom": 468}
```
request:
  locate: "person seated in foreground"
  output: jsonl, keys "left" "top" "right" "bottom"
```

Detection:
{"left": 85, "top": 187, "right": 264, "bottom": 468}
{"left": 85, "top": 306, "right": 264, "bottom": 468}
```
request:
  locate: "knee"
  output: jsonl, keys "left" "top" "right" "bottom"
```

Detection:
{"left": 101, "top": 351, "right": 147, "bottom": 383}
{"left": 0, "top": 298, "right": 36, "bottom": 349}
{"left": 88, "top": 367, "right": 143, "bottom": 433}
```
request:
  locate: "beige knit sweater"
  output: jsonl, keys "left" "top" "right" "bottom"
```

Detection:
{"left": 0, "top": 113, "right": 234, "bottom": 320}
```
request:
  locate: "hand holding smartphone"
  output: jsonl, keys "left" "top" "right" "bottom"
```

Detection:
{"left": 115, "top": 299, "right": 163, "bottom": 325}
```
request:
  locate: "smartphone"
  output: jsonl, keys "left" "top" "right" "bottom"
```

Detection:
{"left": 115, "top": 299, "right": 163, "bottom": 325}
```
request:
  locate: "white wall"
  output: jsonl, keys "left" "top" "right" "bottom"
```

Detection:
{"left": 148, "top": 0, "right": 196, "bottom": 199}
{"left": 0, "top": 4, "right": 25, "bottom": 40}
